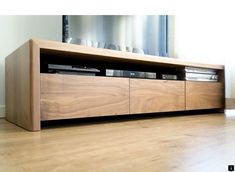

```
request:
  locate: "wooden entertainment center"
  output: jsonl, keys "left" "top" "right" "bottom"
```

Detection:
{"left": 5, "top": 39, "right": 225, "bottom": 131}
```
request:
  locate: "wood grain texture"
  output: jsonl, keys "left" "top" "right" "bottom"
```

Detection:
{"left": 130, "top": 79, "right": 185, "bottom": 114}
{"left": 186, "top": 81, "right": 224, "bottom": 110}
{"left": 40, "top": 74, "right": 130, "bottom": 120}
{"left": 5, "top": 39, "right": 225, "bottom": 131}
{"left": 1, "top": 113, "right": 234, "bottom": 172}
{"left": 5, "top": 40, "right": 41, "bottom": 131}
{"left": 33, "top": 39, "right": 224, "bottom": 70}
{"left": 30, "top": 40, "right": 41, "bottom": 130}
{"left": 5, "top": 42, "right": 32, "bottom": 131}
{"left": 5, "top": 41, "right": 31, "bottom": 130}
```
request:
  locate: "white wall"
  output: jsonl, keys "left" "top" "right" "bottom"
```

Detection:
{"left": 0, "top": 15, "right": 62, "bottom": 117}
{"left": 174, "top": 14, "right": 235, "bottom": 98}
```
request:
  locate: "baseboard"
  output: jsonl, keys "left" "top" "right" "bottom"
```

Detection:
{"left": 226, "top": 98, "right": 235, "bottom": 109}
{"left": 0, "top": 105, "right": 5, "bottom": 118}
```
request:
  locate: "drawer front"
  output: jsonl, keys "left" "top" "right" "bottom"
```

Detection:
{"left": 130, "top": 79, "right": 185, "bottom": 114}
{"left": 41, "top": 74, "right": 129, "bottom": 120}
{"left": 186, "top": 81, "right": 224, "bottom": 110}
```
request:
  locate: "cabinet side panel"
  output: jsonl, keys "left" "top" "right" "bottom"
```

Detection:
{"left": 5, "top": 42, "right": 32, "bottom": 130}
{"left": 30, "top": 41, "right": 41, "bottom": 131}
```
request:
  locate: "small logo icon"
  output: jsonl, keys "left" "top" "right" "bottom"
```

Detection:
{"left": 228, "top": 165, "right": 234, "bottom": 171}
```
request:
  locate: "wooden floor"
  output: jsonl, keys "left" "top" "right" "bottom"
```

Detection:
{"left": 1, "top": 112, "right": 235, "bottom": 172}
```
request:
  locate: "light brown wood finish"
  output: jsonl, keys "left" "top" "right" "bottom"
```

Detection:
{"left": 5, "top": 39, "right": 225, "bottom": 131}
{"left": 40, "top": 74, "right": 130, "bottom": 120}
{"left": 1, "top": 113, "right": 235, "bottom": 172}
{"left": 30, "top": 40, "right": 41, "bottom": 130}
{"left": 5, "top": 41, "right": 40, "bottom": 131}
{"left": 5, "top": 41, "right": 31, "bottom": 129}
{"left": 218, "top": 69, "right": 226, "bottom": 108}
{"left": 130, "top": 79, "right": 185, "bottom": 114}
{"left": 186, "top": 81, "right": 224, "bottom": 110}
{"left": 34, "top": 39, "right": 224, "bottom": 70}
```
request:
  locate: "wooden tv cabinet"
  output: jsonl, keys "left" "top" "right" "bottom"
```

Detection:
{"left": 5, "top": 39, "right": 225, "bottom": 131}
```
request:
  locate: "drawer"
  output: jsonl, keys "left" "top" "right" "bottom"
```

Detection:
{"left": 40, "top": 74, "right": 130, "bottom": 120}
{"left": 186, "top": 81, "right": 224, "bottom": 110}
{"left": 130, "top": 79, "right": 185, "bottom": 114}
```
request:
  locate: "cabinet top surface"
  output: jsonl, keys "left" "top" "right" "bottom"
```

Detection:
{"left": 28, "top": 39, "right": 224, "bottom": 70}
